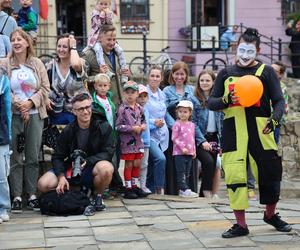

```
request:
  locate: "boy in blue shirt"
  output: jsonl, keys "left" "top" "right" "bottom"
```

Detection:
{"left": 17, "top": 0, "right": 38, "bottom": 41}
{"left": 137, "top": 84, "right": 152, "bottom": 194}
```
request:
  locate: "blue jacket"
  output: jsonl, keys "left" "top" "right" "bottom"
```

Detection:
{"left": 190, "top": 95, "right": 223, "bottom": 146}
{"left": 18, "top": 6, "right": 38, "bottom": 31}
{"left": 163, "top": 84, "right": 195, "bottom": 128}
{"left": 0, "top": 68, "right": 12, "bottom": 145}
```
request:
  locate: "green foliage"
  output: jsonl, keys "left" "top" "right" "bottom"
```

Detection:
{"left": 287, "top": 12, "right": 300, "bottom": 24}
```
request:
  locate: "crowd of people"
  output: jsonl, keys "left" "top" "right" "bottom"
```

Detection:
{"left": 0, "top": 0, "right": 293, "bottom": 238}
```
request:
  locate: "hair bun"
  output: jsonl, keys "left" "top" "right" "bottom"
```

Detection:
{"left": 244, "top": 28, "right": 259, "bottom": 37}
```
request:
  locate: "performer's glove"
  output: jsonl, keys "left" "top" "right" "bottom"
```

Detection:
{"left": 265, "top": 118, "right": 279, "bottom": 132}
{"left": 222, "top": 90, "right": 235, "bottom": 105}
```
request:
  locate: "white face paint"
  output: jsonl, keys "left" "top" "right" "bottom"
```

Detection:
{"left": 236, "top": 43, "right": 257, "bottom": 67}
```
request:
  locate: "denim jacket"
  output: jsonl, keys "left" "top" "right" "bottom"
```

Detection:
{"left": 163, "top": 84, "right": 195, "bottom": 128}
{"left": 190, "top": 95, "right": 223, "bottom": 146}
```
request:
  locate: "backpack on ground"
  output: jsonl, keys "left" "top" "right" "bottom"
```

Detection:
{"left": 39, "top": 190, "right": 90, "bottom": 216}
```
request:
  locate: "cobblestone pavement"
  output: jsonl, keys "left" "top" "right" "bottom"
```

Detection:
{"left": 1, "top": 195, "right": 300, "bottom": 250}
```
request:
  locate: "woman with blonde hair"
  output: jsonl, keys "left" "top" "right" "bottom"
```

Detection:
{"left": 0, "top": 28, "right": 50, "bottom": 213}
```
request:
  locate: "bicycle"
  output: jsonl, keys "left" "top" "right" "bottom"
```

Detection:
{"left": 129, "top": 46, "right": 177, "bottom": 78}
{"left": 203, "top": 39, "right": 237, "bottom": 72}
{"left": 38, "top": 53, "right": 56, "bottom": 66}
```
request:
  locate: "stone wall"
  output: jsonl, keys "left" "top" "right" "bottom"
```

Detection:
{"left": 279, "top": 120, "right": 300, "bottom": 180}
{"left": 278, "top": 78, "right": 300, "bottom": 180}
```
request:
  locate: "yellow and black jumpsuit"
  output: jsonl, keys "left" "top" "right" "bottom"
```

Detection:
{"left": 208, "top": 63, "right": 285, "bottom": 210}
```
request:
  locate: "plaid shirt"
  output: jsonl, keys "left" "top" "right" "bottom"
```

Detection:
{"left": 87, "top": 10, "right": 113, "bottom": 47}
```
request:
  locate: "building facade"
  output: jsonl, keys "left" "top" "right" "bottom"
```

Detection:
{"left": 11, "top": 0, "right": 296, "bottom": 74}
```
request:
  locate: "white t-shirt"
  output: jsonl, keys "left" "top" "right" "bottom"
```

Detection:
{"left": 10, "top": 64, "right": 38, "bottom": 114}
{"left": 96, "top": 95, "right": 114, "bottom": 128}
{"left": 206, "top": 110, "right": 217, "bottom": 133}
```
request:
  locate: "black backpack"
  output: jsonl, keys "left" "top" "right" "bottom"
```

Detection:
{"left": 39, "top": 190, "right": 90, "bottom": 216}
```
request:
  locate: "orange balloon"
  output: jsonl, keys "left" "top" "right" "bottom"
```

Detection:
{"left": 235, "top": 75, "right": 264, "bottom": 107}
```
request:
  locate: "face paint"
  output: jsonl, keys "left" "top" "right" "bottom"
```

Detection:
{"left": 236, "top": 43, "right": 257, "bottom": 67}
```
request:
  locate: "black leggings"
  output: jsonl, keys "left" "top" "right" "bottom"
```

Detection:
{"left": 197, "top": 133, "right": 218, "bottom": 197}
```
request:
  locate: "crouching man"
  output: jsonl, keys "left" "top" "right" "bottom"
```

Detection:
{"left": 38, "top": 92, "right": 115, "bottom": 215}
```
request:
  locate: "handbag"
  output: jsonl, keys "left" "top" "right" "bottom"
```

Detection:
{"left": 39, "top": 190, "right": 90, "bottom": 216}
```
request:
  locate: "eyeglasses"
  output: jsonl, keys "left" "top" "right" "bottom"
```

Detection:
{"left": 74, "top": 105, "right": 92, "bottom": 113}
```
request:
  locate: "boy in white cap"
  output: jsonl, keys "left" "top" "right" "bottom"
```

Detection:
{"left": 137, "top": 84, "right": 151, "bottom": 194}
{"left": 172, "top": 100, "right": 197, "bottom": 198}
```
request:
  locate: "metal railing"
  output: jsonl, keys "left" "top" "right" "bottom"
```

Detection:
{"left": 35, "top": 23, "right": 297, "bottom": 75}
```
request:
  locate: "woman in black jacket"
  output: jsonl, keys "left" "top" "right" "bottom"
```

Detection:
{"left": 286, "top": 19, "right": 300, "bottom": 78}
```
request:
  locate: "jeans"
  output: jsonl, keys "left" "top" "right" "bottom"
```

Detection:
{"left": 49, "top": 111, "right": 75, "bottom": 125}
{"left": 140, "top": 148, "right": 149, "bottom": 188}
{"left": 174, "top": 155, "right": 192, "bottom": 191}
{"left": 247, "top": 163, "right": 256, "bottom": 190}
{"left": 274, "top": 125, "right": 281, "bottom": 144}
{"left": 10, "top": 114, "right": 44, "bottom": 197}
{"left": 147, "top": 141, "right": 166, "bottom": 191}
{"left": 196, "top": 133, "right": 218, "bottom": 196}
{"left": 0, "top": 145, "right": 11, "bottom": 212}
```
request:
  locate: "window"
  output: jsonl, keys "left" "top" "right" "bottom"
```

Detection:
{"left": 191, "top": 0, "right": 225, "bottom": 26}
{"left": 282, "top": 0, "right": 300, "bottom": 22}
{"left": 120, "top": 0, "right": 150, "bottom": 33}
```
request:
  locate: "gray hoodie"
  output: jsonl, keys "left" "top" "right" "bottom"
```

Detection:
{"left": 0, "top": 11, "right": 17, "bottom": 36}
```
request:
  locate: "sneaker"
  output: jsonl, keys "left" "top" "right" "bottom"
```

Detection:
{"left": 121, "top": 75, "right": 128, "bottom": 84}
{"left": 106, "top": 70, "right": 115, "bottom": 79}
{"left": 102, "top": 188, "right": 111, "bottom": 200}
{"left": 141, "top": 187, "right": 152, "bottom": 194}
{"left": 124, "top": 189, "right": 138, "bottom": 199}
{"left": 109, "top": 185, "right": 126, "bottom": 198}
{"left": 0, "top": 210, "right": 10, "bottom": 222}
{"left": 11, "top": 199, "right": 22, "bottom": 213}
{"left": 91, "top": 195, "right": 106, "bottom": 211}
{"left": 222, "top": 224, "right": 249, "bottom": 238}
{"left": 133, "top": 187, "right": 150, "bottom": 198}
{"left": 115, "top": 185, "right": 126, "bottom": 194}
{"left": 248, "top": 189, "right": 257, "bottom": 201}
{"left": 212, "top": 194, "right": 220, "bottom": 200}
{"left": 27, "top": 199, "right": 40, "bottom": 211}
{"left": 0, "top": 218, "right": 2, "bottom": 224}
{"left": 179, "top": 189, "right": 198, "bottom": 198}
{"left": 263, "top": 212, "right": 292, "bottom": 232}
{"left": 83, "top": 205, "right": 96, "bottom": 216}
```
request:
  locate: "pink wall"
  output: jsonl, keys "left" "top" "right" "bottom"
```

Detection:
{"left": 235, "top": 0, "right": 291, "bottom": 68}
{"left": 168, "top": 0, "right": 188, "bottom": 61}
{"left": 168, "top": 0, "right": 292, "bottom": 75}
{"left": 235, "top": 0, "right": 284, "bottom": 39}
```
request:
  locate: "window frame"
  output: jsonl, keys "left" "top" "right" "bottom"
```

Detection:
{"left": 120, "top": 0, "right": 150, "bottom": 21}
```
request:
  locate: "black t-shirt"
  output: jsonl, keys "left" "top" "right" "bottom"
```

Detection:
{"left": 77, "top": 127, "right": 89, "bottom": 151}
{"left": 208, "top": 62, "right": 285, "bottom": 122}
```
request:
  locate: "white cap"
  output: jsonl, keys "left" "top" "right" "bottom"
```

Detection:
{"left": 177, "top": 100, "right": 193, "bottom": 110}
{"left": 138, "top": 84, "right": 148, "bottom": 95}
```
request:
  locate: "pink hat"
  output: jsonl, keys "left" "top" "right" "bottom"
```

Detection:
{"left": 138, "top": 84, "right": 148, "bottom": 95}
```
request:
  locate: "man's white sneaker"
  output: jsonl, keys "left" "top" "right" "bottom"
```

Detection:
{"left": 179, "top": 189, "right": 198, "bottom": 198}
{"left": 141, "top": 187, "right": 152, "bottom": 194}
{"left": 0, "top": 210, "right": 9, "bottom": 222}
